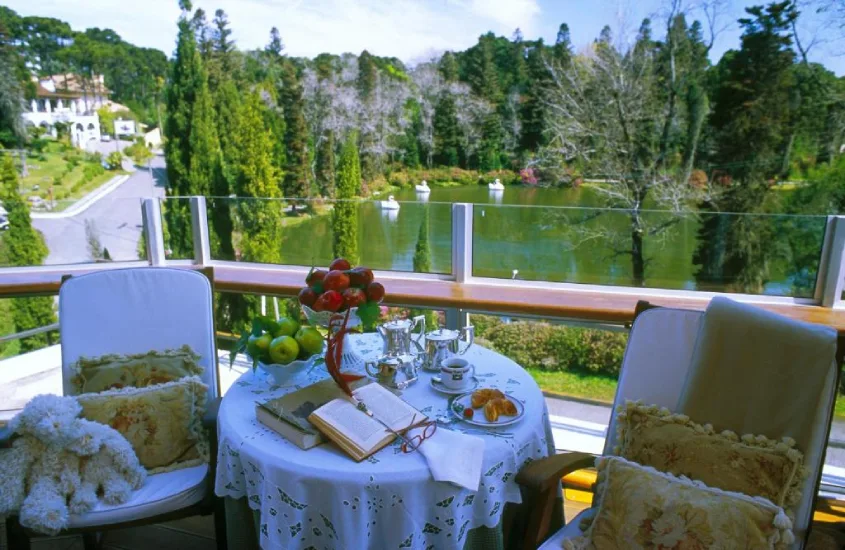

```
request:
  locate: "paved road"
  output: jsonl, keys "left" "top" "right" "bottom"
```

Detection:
{"left": 33, "top": 154, "right": 166, "bottom": 265}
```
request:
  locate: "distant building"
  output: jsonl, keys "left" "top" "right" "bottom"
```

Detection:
{"left": 22, "top": 74, "right": 109, "bottom": 147}
{"left": 145, "top": 128, "right": 162, "bottom": 149}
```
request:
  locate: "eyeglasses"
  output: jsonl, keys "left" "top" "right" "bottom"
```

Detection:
{"left": 400, "top": 418, "right": 437, "bottom": 454}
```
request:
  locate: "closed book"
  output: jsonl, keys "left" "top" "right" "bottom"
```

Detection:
{"left": 255, "top": 377, "right": 367, "bottom": 450}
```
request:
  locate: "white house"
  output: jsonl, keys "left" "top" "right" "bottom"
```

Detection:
{"left": 22, "top": 74, "right": 109, "bottom": 148}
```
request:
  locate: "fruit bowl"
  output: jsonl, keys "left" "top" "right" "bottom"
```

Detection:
{"left": 301, "top": 305, "right": 362, "bottom": 329}
{"left": 254, "top": 353, "right": 321, "bottom": 385}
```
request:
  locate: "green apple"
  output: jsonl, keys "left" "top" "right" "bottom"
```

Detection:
{"left": 295, "top": 326, "right": 324, "bottom": 356}
{"left": 247, "top": 333, "right": 272, "bottom": 358}
{"left": 269, "top": 335, "right": 300, "bottom": 365}
{"left": 274, "top": 316, "right": 300, "bottom": 338}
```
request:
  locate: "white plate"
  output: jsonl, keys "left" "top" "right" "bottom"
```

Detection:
{"left": 429, "top": 375, "right": 479, "bottom": 395}
{"left": 449, "top": 390, "right": 525, "bottom": 427}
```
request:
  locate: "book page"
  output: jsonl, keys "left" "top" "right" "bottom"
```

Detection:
{"left": 314, "top": 398, "right": 390, "bottom": 452}
{"left": 353, "top": 383, "right": 427, "bottom": 431}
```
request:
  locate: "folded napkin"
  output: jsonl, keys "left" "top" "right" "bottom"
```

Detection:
{"left": 409, "top": 427, "right": 485, "bottom": 491}
{"left": 678, "top": 296, "right": 837, "bottom": 451}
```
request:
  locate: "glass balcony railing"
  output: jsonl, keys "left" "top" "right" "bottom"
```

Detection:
{"left": 472, "top": 204, "right": 828, "bottom": 298}
{"left": 203, "top": 197, "right": 453, "bottom": 274}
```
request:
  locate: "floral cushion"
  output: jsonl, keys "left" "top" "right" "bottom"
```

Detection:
{"left": 77, "top": 376, "right": 209, "bottom": 474}
{"left": 565, "top": 456, "right": 795, "bottom": 550}
{"left": 70, "top": 345, "right": 203, "bottom": 394}
{"left": 614, "top": 401, "right": 806, "bottom": 513}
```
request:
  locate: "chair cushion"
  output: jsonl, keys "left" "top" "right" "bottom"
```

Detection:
{"left": 538, "top": 509, "right": 592, "bottom": 550}
{"left": 68, "top": 465, "right": 209, "bottom": 528}
{"left": 566, "top": 457, "right": 794, "bottom": 550}
{"left": 69, "top": 346, "right": 203, "bottom": 394}
{"left": 77, "top": 376, "right": 209, "bottom": 473}
{"left": 614, "top": 401, "right": 806, "bottom": 514}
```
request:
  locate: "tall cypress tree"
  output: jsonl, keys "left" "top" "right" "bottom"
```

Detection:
{"left": 280, "top": 60, "right": 310, "bottom": 200}
{"left": 1, "top": 157, "right": 56, "bottom": 351}
{"left": 520, "top": 38, "right": 550, "bottom": 153}
{"left": 316, "top": 130, "right": 336, "bottom": 197}
{"left": 433, "top": 92, "right": 460, "bottom": 166}
{"left": 411, "top": 206, "right": 437, "bottom": 329}
{"left": 164, "top": 1, "right": 205, "bottom": 257}
{"left": 211, "top": 77, "right": 240, "bottom": 260}
{"left": 332, "top": 134, "right": 361, "bottom": 264}
{"left": 357, "top": 50, "right": 377, "bottom": 101}
{"left": 233, "top": 92, "right": 283, "bottom": 264}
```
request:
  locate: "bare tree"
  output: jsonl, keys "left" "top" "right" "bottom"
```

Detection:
{"left": 410, "top": 62, "right": 446, "bottom": 167}
{"left": 452, "top": 82, "right": 492, "bottom": 163}
{"left": 540, "top": 13, "right": 715, "bottom": 286}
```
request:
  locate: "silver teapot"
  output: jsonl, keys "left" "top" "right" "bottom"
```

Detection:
{"left": 377, "top": 316, "right": 426, "bottom": 358}
{"left": 365, "top": 354, "right": 418, "bottom": 389}
{"left": 423, "top": 326, "right": 474, "bottom": 372}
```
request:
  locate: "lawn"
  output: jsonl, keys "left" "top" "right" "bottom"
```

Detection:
{"left": 527, "top": 368, "right": 618, "bottom": 404}
{"left": 530, "top": 368, "right": 845, "bottom": 420}
{"left": 21, "top": 141, "right": 125, "bottom": 211}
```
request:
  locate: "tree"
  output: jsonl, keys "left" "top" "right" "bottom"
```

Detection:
{"left": 332, "top": 134, "right": 361, "bottom": 264}
{"left": 438, "top": 51, "right": 459, "bottom": 82}
{"left": 163, "top": 6, "right": 205, "bottom": 257}
{"left": 0, "top": 18, "right": 25, "bottom": 147}
{"left": 357, "top": 50, "right": 378, "bottom": 101}
{"left": 433, "top": 91, "right": 460, "bottom": 166}
{"left": 411, "top": 206, "right": 438, "bottom": 329}
{"left": 540, "top": 14, "right": 712, "bottom": 286}
{"left": 210, "top": 77, "right": 239, "bottom": 260}
{"left": 232, "top": 92, "right": 283, "bottom": 264}
{"left": 1, "top": 157, "right": 56, "bottom": 351}
{"left": 280, "top": 60, "right": 310, "bottom": 200}
{"left": 695, "top": 2, "right": 799, "bottom": 294}
{"left": 266, "top": 27, "right": 284, "bottom": 57}
{"left": 520, "top": 38, "right": 552, "bottom": 154}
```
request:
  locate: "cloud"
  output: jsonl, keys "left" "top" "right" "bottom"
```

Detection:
{"left": 3, "top": 0, "right": 542, "bottom": 63}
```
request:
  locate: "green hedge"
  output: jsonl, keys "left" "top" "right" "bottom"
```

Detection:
{"left": 473, "top": 315, "right": 627, "bottom": 378}
{"left": 388, "top": 167, "right": 521, "bottom": 188}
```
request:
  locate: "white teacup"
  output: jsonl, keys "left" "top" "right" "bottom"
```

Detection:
{"left": 440, "top": 357, "right": 475, "bottom": 390}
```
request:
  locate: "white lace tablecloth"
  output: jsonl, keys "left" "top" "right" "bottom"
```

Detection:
{"left": 215, "top": 333, "right": 553, "bottom": 550}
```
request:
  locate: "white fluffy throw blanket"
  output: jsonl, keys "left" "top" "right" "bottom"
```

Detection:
{"left": 0, "top": 394, "right": 146, "bottom": 535}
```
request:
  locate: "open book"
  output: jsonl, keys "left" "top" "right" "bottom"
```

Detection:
{"left": 308, "top": 383, "right": 427, "bottom": 461}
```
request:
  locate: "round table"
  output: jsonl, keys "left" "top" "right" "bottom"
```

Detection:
{"left": 215, "top": 333, "right": 553, "bottom": 550}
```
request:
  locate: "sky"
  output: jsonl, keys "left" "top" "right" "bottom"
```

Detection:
{"left": 6, "top": 0, "right": 844, "bottom": 75}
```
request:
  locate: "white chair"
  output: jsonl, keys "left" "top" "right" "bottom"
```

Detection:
{"left": 5, "top": 267, "right": 226, "bottom": 550}
{"left": 516, "top": 302, "right": 842, "bottom": 550}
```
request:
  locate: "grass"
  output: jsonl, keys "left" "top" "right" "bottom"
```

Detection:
{"left": 526, "top": 368, "right": 618, "bottom": 404}
{"left": 22, "top": 141, "right": 126, "bottom": 211}
{"left": 530, "top": 368, "right": 845, "bottom": 421}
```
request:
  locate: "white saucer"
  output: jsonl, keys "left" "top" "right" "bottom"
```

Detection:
{"left": 429, "top": 375, "right": 479, "bottom": 395}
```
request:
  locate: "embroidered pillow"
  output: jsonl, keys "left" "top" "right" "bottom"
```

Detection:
{"left": 77, "top": 375, "right": 209, "bottom": 474}
{"left": 614, "top": 401, "right": 806, "bottom": 513}
{"left": 70, "top": 345, "right": 203, "bottom": 394}
{"left": 566, "top": 456, "right": 794, "bottom": 550}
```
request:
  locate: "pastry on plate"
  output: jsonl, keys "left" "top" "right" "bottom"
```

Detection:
{"left": 483, "top": 397, "right": 519, "bottom": 422}
{"left": 471, "top": 388, "right": 505, "bottom": 408}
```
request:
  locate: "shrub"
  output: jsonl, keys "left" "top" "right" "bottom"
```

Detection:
{"left": 106, "top": 151, "right": 123, "bottom": 170}
{"left": 482, "top": 320, "right": 627, "bottom": 378}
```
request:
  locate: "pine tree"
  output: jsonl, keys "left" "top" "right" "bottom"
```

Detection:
{"left": 332, "top": 134, "right": 361, "bottom": 264}
{"left": 280, "top": 60, "right": 310, "bottom": 200}
{"left": 232, "top": 92, "right": 283, "bottom": 264}
{"left": 467, "top": 34, "right": 503, "bottom": 105}
{"left": 433, "top": 92, "right": 460, "bottom": 166}
{"left": 554, "top": 23, "right": 572, "bottom": 64}
{"left": 316, "top": 130, "right": 336, "bottom": 197}
{"left": 520, "top": 38, "right": 550, "bottom": 153}
{"left": 266, "top": 27, "right": 284, "bottom": 57}
{"left": 357, "top": 50, "right": 377, "bottom": 101}
{"left": 1, "top": 157, "right": 56, "bottom": 351}
{"left": 411, "top": 206, "right": 438, "bottom": 329}
{"left": 163, "top": 5, "right": 205, "bottom": 257}
{"left": 439, "top": 51, "right": 459, "bottom": 82}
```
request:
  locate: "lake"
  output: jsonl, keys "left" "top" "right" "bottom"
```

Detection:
{"left": 268, "top": 184, "right": 826, "bottom": 298}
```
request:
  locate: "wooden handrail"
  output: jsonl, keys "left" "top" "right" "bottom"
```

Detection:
{"left": 4, "top": 263, "right": 845, "bottom": 333}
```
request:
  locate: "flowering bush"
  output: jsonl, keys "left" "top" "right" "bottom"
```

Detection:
{"left": 520, "top": 167, "right": 538, "bottom": 185}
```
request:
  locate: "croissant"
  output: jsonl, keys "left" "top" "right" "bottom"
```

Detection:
{"left": 471, "top": 388, "right": 505, "bottom": 408}
{"left": 484, "top": 400, "right": 500, "bottom": 422}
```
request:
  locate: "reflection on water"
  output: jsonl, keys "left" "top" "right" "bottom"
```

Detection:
{"left": 244, "top": 184, "right": 824, "bottom": 297}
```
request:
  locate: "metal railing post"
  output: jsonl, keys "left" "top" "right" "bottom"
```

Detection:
{"left": 818, "top": 215, "right": 845, "bottom": 308}
{"left": 190, "top": 196, "right": 211, "bottom": 265}
{"left": 142, "top": 198, "right": 166, "bottom": 266}
{"left": 452, "top": 203, "right": 473, "bottom": 283}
